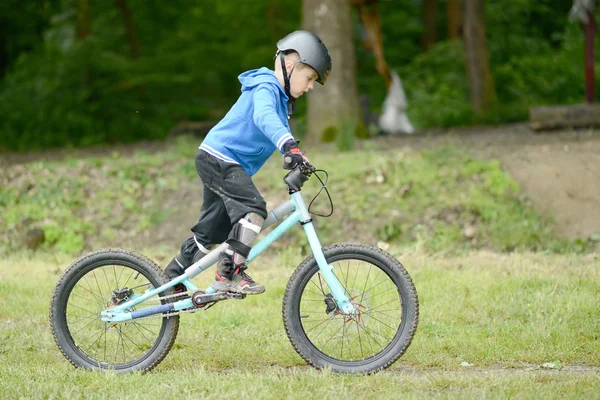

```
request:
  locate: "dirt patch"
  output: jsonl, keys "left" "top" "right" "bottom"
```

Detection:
{"left": 388, "top": 363, "right": 600, "bottom": 377}
{"left": 370, "top": 123, "right": 600, "bottom": 240}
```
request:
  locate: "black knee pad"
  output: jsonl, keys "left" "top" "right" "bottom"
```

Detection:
{"left": 227, "top": 212, "right": 264, "bottom": 265}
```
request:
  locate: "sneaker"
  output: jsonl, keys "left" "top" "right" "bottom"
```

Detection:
{"left": 211, "top": 267, "right": 265, "bottom": 295}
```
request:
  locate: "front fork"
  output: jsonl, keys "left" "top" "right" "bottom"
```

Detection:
{"left": 302, "top": 222, "right": 355, "bottom": 314}
{"left": 291, "top": 193, "right": 355, "bottom": 315}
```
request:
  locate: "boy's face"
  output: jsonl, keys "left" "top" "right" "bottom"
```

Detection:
{"left": 290, "top": 65, "right": 318, "bottom": 98}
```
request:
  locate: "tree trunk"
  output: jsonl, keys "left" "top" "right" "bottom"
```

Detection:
{"left": 0, "top": 36, "right": 6, "bottom": 78}
{"left": 447, "top": 0, "right": 462, "bottom": 40}
{"left": 584, "top": 9, "right": 595, "bottom": 103}
{"left": 75, "top": 0, "right": 94, "bottom": 100}
{"left": 354, "top": 0, "right": 392, "bottom": 88}
{"left": 462, "top": 0, "right": 496, "bottom": 114}
{"left": 303, "top": 0, "right": 362, "bottom": 145}
{"left": 529, "top": 104, "right": 600, "bottom": 131}
{"left": 75, "top": 0, "right": 92, "bottom": 40}
{"left": 115, "top": 0, "right": 141, "bottom": 59}
{"left": 421, "top": 0, "right": 438, "bottom": 50}
{"left": 115, "top": 0, "right": 145, "bottom": 99}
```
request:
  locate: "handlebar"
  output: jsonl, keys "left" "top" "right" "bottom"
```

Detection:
{"left": 283, "top": 161, "right": 315, "bottom": 193}
{"left": 283, "top": 161, "right": 334, "bottom": 217}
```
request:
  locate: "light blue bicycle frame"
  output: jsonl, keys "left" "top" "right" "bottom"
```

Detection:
{"left": 101, "top": 190, "right": 354, "bottom": 322}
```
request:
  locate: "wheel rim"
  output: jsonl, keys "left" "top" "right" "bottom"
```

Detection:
{"left": 62, "top": 262, "right": 168, "bottom": 369}
{"left": 298, "top": 256, "right": 405, "bottom": 363}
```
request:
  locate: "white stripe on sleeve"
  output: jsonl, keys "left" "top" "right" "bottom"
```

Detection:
{"left": 276, "top": 133, "right": 294, "bottom": 152}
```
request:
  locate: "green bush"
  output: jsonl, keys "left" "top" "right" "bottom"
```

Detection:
{"left": 399, "top": 41, "right": 472, "bottom": 129}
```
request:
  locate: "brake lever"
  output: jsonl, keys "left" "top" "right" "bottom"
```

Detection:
{"left": 301, "top": 161, "right": 316, "bottom": 174}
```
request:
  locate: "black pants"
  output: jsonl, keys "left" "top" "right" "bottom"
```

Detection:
{"left": 178, "top": 150, "right": 267, "bottom": 263}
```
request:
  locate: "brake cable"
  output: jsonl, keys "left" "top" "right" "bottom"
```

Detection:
{"left": 308, "top": 169, "right": 333, "bottom": 217}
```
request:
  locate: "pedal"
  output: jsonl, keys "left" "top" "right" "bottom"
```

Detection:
{"left": 225, "top": 292, "right": 246, "bottom": 300}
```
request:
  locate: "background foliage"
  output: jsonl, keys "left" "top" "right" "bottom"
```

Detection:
{"left": 0, "top": 0, "right": 599, "bottom": 150}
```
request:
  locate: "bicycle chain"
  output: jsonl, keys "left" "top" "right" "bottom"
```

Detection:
{"left": 137, "top": 289, "right": 198, "bottom": 304}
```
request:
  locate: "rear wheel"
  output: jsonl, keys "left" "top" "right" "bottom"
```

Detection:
{"left": 49, "top": 248, "right": 179, "bottom": 373}
{"left": 283, "top": 243, "right": 418, "bottom": 374}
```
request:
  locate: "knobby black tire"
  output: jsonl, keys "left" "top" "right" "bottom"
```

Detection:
{"left": 282, "top": 243, "right": 419, "bottom": 374}
{"left": 49, "top": 248, "right": 179, "bottom": 373}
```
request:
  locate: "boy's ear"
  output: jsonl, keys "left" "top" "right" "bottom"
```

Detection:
{"left": 285, "top": 60, "right": 296, "bottom": 74}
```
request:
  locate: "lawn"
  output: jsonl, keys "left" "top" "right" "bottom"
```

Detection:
{"left": 1, "top": 248, "right": 598, "bottom": 399}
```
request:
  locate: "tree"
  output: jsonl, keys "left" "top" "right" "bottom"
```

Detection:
{"left": 303, "top": 0, "right": 362, "bottom": 145}
{"left": 569, "top": 0, "right": 596, "bottom": 103}
{"left": 352, "top": 0, "right": 392, "bottom": 87}
{"left": 422, "top": 0, "right": 438, "bottom": 50}
{"left": 115, "top": 0, "right": 141, "bottom": 60}
{"left": 447, "top": 0, "right": 462, "bottom": 40}
{"left": 462, "top": 0, "right": 496, "bottom": 114}
{"left": 75, "top": 0, "right": 92, "bottom": 40}
{"left": 115, "top": 0, "right": 145, "bottom": 98}
{"left": 75, "top": 0, "right": 94, "bottom": 100}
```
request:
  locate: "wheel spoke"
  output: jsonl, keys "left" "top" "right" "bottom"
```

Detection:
{"left": 319, "top": 323, "right": 344, "bottom": 351}
{"left": 355, "top": 319, "right": 364, "bottom": 359}
{"left": 81, "top": 276, "right": 105, "bottom": 306}
{"left": 310, "top": 277, "right": 326, "bottom": 296}
{"left": 92, "top": 271, "right": 106, "bottom": 304}
{"left": 71, "top": 292, "right": 103, "bottom": 307}
{"left": 70, "top": 315, "right": 102, "bottom": 337}
{"left": 369, "top": 309, "right": 402, "bottom": 321}
{"left": 355, "top": 318, "right": 383, "bottom": 351}
{"left": 131, "top": 320, "right": 159, "bottom": 340}
{"left": 118, "top": 325, "right": 147, "bottom": 353}
{"left": 79, "top": 326, "right": 107, "bottom": 355}
{"left": 359, "top": 275, "right": 389, "bottom": 298}
{"left": 67, "top": 302, "right": 98, "bottom": 316}
{"left": 305, "top": 315, "right": 335, "bottom": 334}
{"left": 365, "top": 310, "right": 399, "bottom": 331}
{"left": 369, "top": 297, "right": 402, "bottom": 311}
{"left": 68, "top": 313, "right": 99, "bottom": 326}
{"left": 311, "top": 317, "right": 337, "bottom": 341}
{"left": 304, "top": 287, "right": 325, "bottom": 297}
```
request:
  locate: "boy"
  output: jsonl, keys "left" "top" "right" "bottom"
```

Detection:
{"left": 164, "top": 30, "right": 332, "bottom": 295}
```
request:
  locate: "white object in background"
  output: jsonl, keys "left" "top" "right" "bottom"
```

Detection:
{"left": 379, "top": 70, "right": 415, "bottom": 134}
{"left": 569, "top": 0, "right": 595, "bottom": 23}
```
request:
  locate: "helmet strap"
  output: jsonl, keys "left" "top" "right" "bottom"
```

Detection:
{"left": 279, "top": 52, "right": 297, "bottom": 117}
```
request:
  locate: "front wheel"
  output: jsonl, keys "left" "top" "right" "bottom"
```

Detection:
{"left": 283, "top": 243, "right": 418, "bottom": 374}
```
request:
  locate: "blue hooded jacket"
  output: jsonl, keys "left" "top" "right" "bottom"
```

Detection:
{"left": 199, "top": 67, "right": 294, "bottom": 176}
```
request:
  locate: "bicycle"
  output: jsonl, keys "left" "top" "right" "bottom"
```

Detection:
{"left": 49, "top": 161, "right": 419, "bottom": 374}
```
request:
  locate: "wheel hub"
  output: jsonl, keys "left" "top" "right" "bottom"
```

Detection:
{"left": 324, "top": 290, "right": 371, "bottom": 325}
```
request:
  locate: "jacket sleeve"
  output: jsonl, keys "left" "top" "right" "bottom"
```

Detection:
{"left": 252, "top": 85, "right": 294, "bottom": 153}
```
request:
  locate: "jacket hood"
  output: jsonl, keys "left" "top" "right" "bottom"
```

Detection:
{"left": 238, "top": 68, "right": 288, "bottom": 100}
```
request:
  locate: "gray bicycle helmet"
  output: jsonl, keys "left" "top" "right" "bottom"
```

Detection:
{"left": 276, "top": 30, "right": 332, "bottom": 85}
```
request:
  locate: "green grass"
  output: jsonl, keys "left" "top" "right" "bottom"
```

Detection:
{"left": 1, "top": 249, "right": 598, "bottom": 398}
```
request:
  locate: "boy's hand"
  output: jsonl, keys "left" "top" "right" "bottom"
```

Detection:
{"left": 283, "top": 147, "right": 304, "bottom": 170}
{"left": 282, "top": 139, "right": 306, "bottom": 170}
